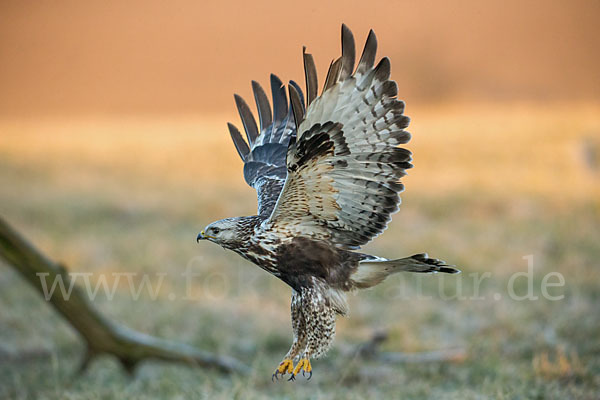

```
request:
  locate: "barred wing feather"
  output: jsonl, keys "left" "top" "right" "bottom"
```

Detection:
{"left": 267, "top": 25, "right": 412, "bottom": 249}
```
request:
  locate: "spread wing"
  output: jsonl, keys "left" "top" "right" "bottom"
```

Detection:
{"left": 266, "top": 25, "right": 412, "bottom": 249}
{"left": 227, "top": 76, "right": 303, "bottom": 216}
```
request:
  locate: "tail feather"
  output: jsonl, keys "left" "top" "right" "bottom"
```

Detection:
{"left": 394, "top": 253, "right": 460, "bottom": 274}
{"left": 351, "top": 253, "right": 460, "bottom": 289}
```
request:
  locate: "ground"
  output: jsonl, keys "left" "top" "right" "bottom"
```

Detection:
{"left": 0, "top": 103, "right": 599, "bottom": 399}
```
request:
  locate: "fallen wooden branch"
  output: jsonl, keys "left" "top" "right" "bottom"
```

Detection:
{"left": 0, "top": 216, "right": 247, "bottom": 375}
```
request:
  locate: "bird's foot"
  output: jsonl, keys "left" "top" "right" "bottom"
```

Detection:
{"left": 272, "top": 358, "right": 294, "bottom": 381}
{"left": 288, "top": 358, "right": 312, "bottom": 381}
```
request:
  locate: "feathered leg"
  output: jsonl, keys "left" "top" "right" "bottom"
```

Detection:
{"left": 289, "top": 285, "right": 337, "bottom": 381}
{"left": 272, "top": 290, "right": 307, "bottom": 381}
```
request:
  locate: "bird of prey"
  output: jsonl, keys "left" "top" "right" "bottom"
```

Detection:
{"left": 197, "top": 24, "right": 459, "bottom": 381}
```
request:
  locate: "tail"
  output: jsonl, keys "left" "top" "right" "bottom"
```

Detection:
{"left": 350, "top": 253, "right": 460, "bottom": 289}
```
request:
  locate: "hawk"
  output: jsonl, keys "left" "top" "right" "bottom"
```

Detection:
{"left": 197, "top": 25, "right": 459, "bottom": 381}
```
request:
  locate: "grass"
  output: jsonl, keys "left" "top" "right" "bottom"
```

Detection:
{"left": 0, "top": 103, "right": 599, "bottom": 399}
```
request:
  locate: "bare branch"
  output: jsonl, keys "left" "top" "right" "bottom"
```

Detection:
{"left": 0, "top": 216, "right": 247, "bottom": 375}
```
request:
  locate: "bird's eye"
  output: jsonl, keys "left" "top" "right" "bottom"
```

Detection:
{"left": 211, "top": 227, "right": 220, "bottom": 234}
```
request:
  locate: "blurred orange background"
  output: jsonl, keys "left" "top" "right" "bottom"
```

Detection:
{"left": 1, "top": 0, "right": 599, "bottom": 116}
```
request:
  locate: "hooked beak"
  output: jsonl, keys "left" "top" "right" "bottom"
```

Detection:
{"left": 197, "top": 230, "right": 216, "bottom": 242}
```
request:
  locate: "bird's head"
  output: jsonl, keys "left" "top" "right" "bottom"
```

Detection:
{"left": 197, "top": 217, "right": 256, "bottom": 249}
{"left": 197, "top": 218, "right": 238, "bottom": 245}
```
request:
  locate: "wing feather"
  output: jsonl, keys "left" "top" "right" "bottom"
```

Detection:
{"left": 303, "top": 47, "right": 318, "bottom": 107}
{"left": 270, "top": 74, "right": 288, "bottom": 128}
{"left": 356, "top": 29, "right": 377, "bottom": 76}
{"left": 289, "top": 84, "right": 305, "bottom": 130}
{"left": 340, "top": 24, "right": 356, "bottom": 80}
{"left": 234, "top": 94, "right": 259, "bottom": 146}
{"left": 252, "top": 80, "right": 272, "bottom": 132}
{"left": 323, "top": 57, "right": 343, "bottom": 93}
{"left": 266, "top": 26, "right": 412, "bottom": 248}
{"left": 227, "top": 77, "right": 300, "bottom": 216}
{"left": 227, "top": 122, "right": 250, "bottom": 161}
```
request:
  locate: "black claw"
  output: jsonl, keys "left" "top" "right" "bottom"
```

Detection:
{"left": 307, "top": 371, "right": 312, "bottom": 381}
{"left": 272, "top": 371, "right": 280, "bottom": 382}
{"left": 288, "top": 374, "right": 296, "bottom": 382}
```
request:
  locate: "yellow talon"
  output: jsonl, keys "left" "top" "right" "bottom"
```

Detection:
{"left": 293, "top": 359, "right": 305, "bottom": 376}
{"left": 278, "top": 359, "right": 294, "bottom": 374}
{"left": 304, "top": 360, "right": 312, "bottom": 373}
{"left": 291, "top": 358, "right": 312, "bottom": 380}
{"left": 272, "top": 359, "right": 294, "bottom": 381}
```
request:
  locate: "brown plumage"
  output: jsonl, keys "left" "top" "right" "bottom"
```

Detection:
{"left": 197, "top": 24, "right": 459, "bottom": 381}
